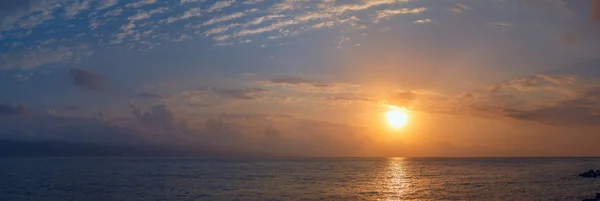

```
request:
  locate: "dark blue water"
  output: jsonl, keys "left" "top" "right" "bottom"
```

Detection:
{"left": 1, "top": 158, "right": 599, "bottom": 200}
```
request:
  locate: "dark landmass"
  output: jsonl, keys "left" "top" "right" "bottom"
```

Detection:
{"left": 0, "top": 139, "right": 284, "bottom": 158}
{"left": 579, "top": 169, "right": 600, "bottom": 178}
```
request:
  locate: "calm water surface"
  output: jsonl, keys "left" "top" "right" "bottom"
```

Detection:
{"left": 1, "top": 158, "right": 599, "bottom": 200}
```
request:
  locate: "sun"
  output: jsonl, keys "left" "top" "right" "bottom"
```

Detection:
{"left": 386, "top": 107, "right": 408, "bottom": 128}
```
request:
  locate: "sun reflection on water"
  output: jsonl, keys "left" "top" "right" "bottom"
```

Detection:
{"left": 383, "top": 157, "right": 410, "bottom": 200}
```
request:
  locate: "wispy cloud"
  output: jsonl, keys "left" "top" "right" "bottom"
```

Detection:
{"left": 104, "top": 8, "right": 123, "bottom": 17}
{"left": 203, "top": 12, "right": 247, "bottom": 26}
{"left": 126, "top": 0, "right": 158, "bottom": 8}
{"left": 208, "top": 0, "right": 236, "bottom": 13}
{"left": 98, "top": 0, "right": 119, "bottom": 10}
{"left": 414, "top": 18, "right": 431, "bottom": 24}
{"left": 374, "top": 8, "right": 427, "bottom": 22}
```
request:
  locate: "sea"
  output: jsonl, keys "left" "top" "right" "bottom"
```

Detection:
{"left": 1, "top": 157, "right": 599, "bottom": 201}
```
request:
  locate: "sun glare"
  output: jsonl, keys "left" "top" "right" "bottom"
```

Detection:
{"left": 386, "top": 107, "right": 408, "bottom": 128}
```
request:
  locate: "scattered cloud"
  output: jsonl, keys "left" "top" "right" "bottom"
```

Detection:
{"left": 0, "top": 45, "right": 91, "bottom": 70}
{"left": 208, "top": 0, "right": 235, "bottom": 13}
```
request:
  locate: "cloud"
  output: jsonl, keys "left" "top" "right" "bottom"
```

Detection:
{"left": 180, "top": 0, "right": 202, "bottom": 4}
{"left": 212, "top": 87, "right": 270, "bottom": 100}
{"left": 242, "top": 0, "right": 264, "bottom": 4}
{"left": 104, "top": 8, "right": 123, "bottom": 17}
{"left": 0, "top": 45, "right": 91, "bottom": 69}
{"left": 261, "top": 76, "right": 360, "bottom": 92}
{"left": 129, "top": 103, "right": 187, "bottom": 135}
{"left": 414, "top": 19, "right": 432, "bottom": 24}
{"left": 208, "top": 0, "right": 235, "bottom": 12}
{"left": 136, "top": 92, "right": 168, "bottom": 99}
{"left": 0, "top": 0, "right": 62, "bottom": 31}
{"left": 263, "top": 76, "right": 331, "bottom": 88}
{"left": 14, "top": 74, "right": 28, "bottom": 82}
{"left": 126, "top": 0, "right": 158, "bottom": 8}
{"left": 162, "top": 7, "right": 201, "bottom": 24}
{"left": 69, "top": 68, "right": 106, "bottom": 90}
{"left": 128, "top": 7, "right": 168, "bottom": 22}
{"left": 98, "top": 0, "right": 119, "bottom": 10}
{"left": 64, "top": 0, "right": 90, "bottom": 17}
{"left": 333, "top": 0, "right": 407, "bottom": 14}
{"left": 203, "top": 12, "right": 247, "bottom": 26}
{"left": 0, "top": 103, "right": 27, "bottom": 115}
{"left": 374, "top": 7, "right": 427, "bottom": 22}
{"left": 503, "top": 87, "right": 600, "bottom": 126}
{"left": 489, "top": 74, "right": 577, "bottom": 93}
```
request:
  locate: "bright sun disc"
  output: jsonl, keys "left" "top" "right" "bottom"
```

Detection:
{"left": 386, "top": 109, "right": 408, "bottom": 128}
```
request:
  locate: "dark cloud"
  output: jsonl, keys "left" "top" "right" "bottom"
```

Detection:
{"left": 69, "top": 68, "right": 106, "bottom": 90}
{"left": 503, "top": 87, "right": 600, "bottom": 126}
{"left": 212, "top": 87, "right": 270, "bottom": 100}
{"left": 0, "top": 103, "right": 26, "bottom": 115}
{"left": 136, "top": 92, "right": 168, "bottom": 99}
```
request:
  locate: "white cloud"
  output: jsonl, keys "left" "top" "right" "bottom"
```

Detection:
{"left": 374, "top": 7, "right": 427, "bottom": 21}
{"left": 98, "top": 0, "right": 119, "bottom": 10}
{"left": 205, "top": 23, "right": 241, "bottom": 35}
{"left": 245, "top": 14, "right": 285, "bottom": 26}
{"left": 203, "top": 12, "right": 246, "bottom": 26}
{"left": 237, "top": 19, "right": 296, "bottom": 36}
{"left": 128, "top": 7, "right": 168, "bottom": 22}
{"left": 414, "top": 18, "right": 431, "bottom": 23}
{"left": 208, "top": 0, "right": 235, "bottom": 12}
{"left": 213, "top": 35, "right": 230, "bottom": 41}
{"left": 104, "top": 8, "right": 123, "bottom": 17}
{"left": 333, "top": 0, "right": 407, "bottom": 14}
{"left": 163, "top": 7, "right": 201, "bottom": 24}
{"left": 126, "top": 0, "right": 158, "bottom": 8}
{"left": 65, "top": 0, "right": 91, "bottom": 17}
{"left": 312, "top": 21, "right": 334, "bottom": 29}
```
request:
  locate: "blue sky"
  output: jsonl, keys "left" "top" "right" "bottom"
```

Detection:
{"left": 1, "top": 0, "right": 600, "bottom": 157}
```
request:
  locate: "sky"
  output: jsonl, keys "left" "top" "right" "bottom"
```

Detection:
{"left": 1, "top": 0, "right": 600, "bottom": 157}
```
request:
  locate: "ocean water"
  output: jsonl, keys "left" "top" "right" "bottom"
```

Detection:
{"left": 1, "top": 158, "right": 599, "bottom": 201}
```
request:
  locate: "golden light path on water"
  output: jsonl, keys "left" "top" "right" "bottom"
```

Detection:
{"left": 382, "top": 157, "right": 411, "bottom": 200}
